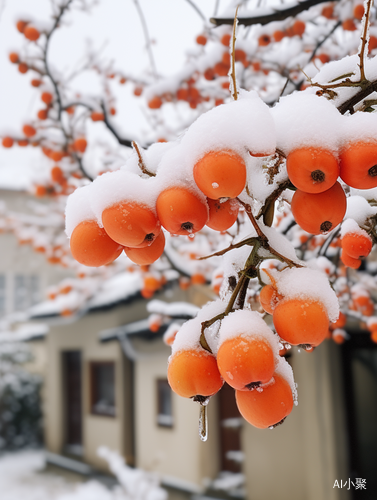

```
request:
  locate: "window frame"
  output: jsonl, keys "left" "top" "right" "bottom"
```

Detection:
{"left": 89, "top": 361, "right": 116, "bottom": 418}
{"left": 156, "top": 378, "right": 174, "bottom": 429}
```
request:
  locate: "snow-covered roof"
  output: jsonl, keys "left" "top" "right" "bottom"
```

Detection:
{"left": 0, "top": 322, "right": 48, "bottom": 343}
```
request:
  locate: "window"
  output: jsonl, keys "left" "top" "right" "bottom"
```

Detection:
{"left": 156, "top": 379, "right": 173, "bottom": 427}
{"left": 90, "top": 362, "right": 116, "bottom": 417}
{"left": 14, "top": 274, "right": 39, "bottom": 312}
{"left": 0, "top": 275, "right": 6, "bottom": 316}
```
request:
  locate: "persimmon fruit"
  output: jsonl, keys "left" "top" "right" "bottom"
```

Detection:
{"left": 341, "top": 232, "right": 372, "bottom": 259}
{"left": 70, "top": 220, "right": 123, "bottom": 267}
{"left": 286, "top": 147, "right": 339, "bottom": 193}
{"left": 273, "top": 298, "right": 329, "bottom": 346}
{"left": 353, "top": 4, "right": 364, "bottom": 20}
{"left": 339, "top": 142, "right": 377, "bottom": 189}
{"left": 124, "top": 230, "right": 165, "bottom": 265}
{"left": 102, "top": 202, "right": 161, "bottom": 248}
{"left": 259, "top": 285, "right": 282, "bottom": 314}
{"left": 193, "top": 150, "right": 246, "bottom": 199}
{"left": 9, "top": 53, "right": 19, "bottom": 63}
{"left": 156, "top": 187, "right": 208, "bottom": 235}
{"left": 24, "top": 25, "right": 40, "bottom": 41}
{"left": 235, "top": 374, "right": 294, "bottom": 429}
{"left": 2, "top": 137, "right": 14, "bottom": 148}
{"left": 168, "top": 349, "right": 224, "bottom": 399}
{"left": 23, "top": 124, "right": 36, "bottom": 137}
{"left": 206, "top": 198, "right": 239, "bottom": 231}
{"left": 291, "top": 181, "right": 346, "bottom": 235}
{"left": 217, "top": 336, "right": 275, "bottom": 390}
{"left": 41, "top": 92, "right": 53, "bottom": 105}
{"left": 73, "top": 137, "right": 87, "bottom": 153}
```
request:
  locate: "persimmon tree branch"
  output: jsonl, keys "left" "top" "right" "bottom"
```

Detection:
{"left": 133, "top": 0, "right": 158, "bottom": 80}
{"left": 210, "top": 0, "right": 341, "bottom": 26}
{"left": 184, "top": 0, "right": 207, "bottom": 23}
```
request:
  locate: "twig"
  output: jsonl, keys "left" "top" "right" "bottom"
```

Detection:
{"left": 132, "top": 141, "right": 155, "bottom": 177}
{"left": 100, "top": 102, "right": 133, "bottom": 147}
{"left": 44, "top": 0, "right": 74, "bottom": 121}
{"left": 318, "top": 226, "right": 340, "bottom": 257}
{"left": 198, "top": 237, "right": 258, "bottom": 260}
{"left": 358, "top": 0, "right": 373, "bottom": 81}
{"left": 337, "top": 79, "right": 377, "bottom": 114}
{"left": 211, "top": 0, "right": 341, "bottom": 26}
{"left": 309, "top": 21, "right": 341, "bottom": 63}
{"left": 230, "top": 6, "right": 239, "bottom": 101}
{"left": 184, "top": 0, "right": 207, "bottom": 22}
{"left": 133, "top": 0, "right": 158, "bottom": 80}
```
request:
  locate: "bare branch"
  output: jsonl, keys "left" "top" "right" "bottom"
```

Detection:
{"left": 211, "top": 0, "right": 341, "bottom": 26}
{"left": 133, "top": 0, "right": 158, "bottom": 80}
{"left": 358, "top": 0, "right": 373, "bottom": 81}
{"left": 184, "top": 0, "right": 207, "bottom": 22}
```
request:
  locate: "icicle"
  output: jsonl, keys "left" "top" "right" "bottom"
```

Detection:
{"left": 194, "top": 396, "right": 210, "bottom": 442}
{"left": 199, "top": 403, "right": 208, "bottom": 442}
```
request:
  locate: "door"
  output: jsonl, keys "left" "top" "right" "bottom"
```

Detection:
{"left": 63, "top": 351, "right": 83, "bottom": 452}
{"left": 218, "top": 382, "right": 243, "bottom": 473}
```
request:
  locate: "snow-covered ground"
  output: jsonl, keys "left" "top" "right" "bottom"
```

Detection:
{"left": 0, "top": 449, "right": 167, "bottom": 500}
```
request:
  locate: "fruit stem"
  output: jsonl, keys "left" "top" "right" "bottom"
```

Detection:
{"left": 230, "top": 6, "right": 239, "bottom": 101}
{"left": 132, "top": 141, "right": 156, "bottom": 177}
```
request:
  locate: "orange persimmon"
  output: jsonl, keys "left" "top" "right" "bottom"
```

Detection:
{"left": 70, "top": 220, "right": 123, "bottom": 267}
{"left": 196, "top": 34, "right": 207, "bottom": 46}
{"left": 286, "top": 147, "right": 339, "bottom": 193}
{"left": 23, "top": 124, "right": 36, "bottom": 137}
{"left": 168, "top": 348, "right": 223, "bottom": 399}
{"left": 156, "top": 187, "right": 208, "bottom": 235}
{"left": 217, "top": 336, "right": 275, "bottom": 390}
{"left": 273, "top": 298, "right": 329, "bottom": 346}
{"left": 340, "top": 250, "right": 361, "bottom": 269}
{"left": 193, "top": 150, "right": 246, "bottom": 199}
{"left": 341, "top": 232, "right": 372, "bottom": 259}
{"left": 2, "top": 137, "right": 14, "bottom": 148}
{"left": 124, "top": 230, "right": 165, "bottom": 265}
{"left": 353, "top": 4, "right": 364, "bottom": 20}
{"left": 102, "top": 202, "right": 161, "bottom": 248}
{"left": 206, "top": 198, "right": 239, "bottom": 231}
{"left": 339, "top": 141, "right": 377, "bottom": 189}
{"left": 259, "top": 285, "right": 282, "bottom": 314}
{"left": 73, "top": 137, "right": 87, "bottom": 153}
{"left": 24, "top": 25, "right": 40, "bottom": 41}
{"left": 235, "top": 374, "right": 294, "bottom": 429}
{"left": 291, "top": 182, "right": 346, "bottom": 235}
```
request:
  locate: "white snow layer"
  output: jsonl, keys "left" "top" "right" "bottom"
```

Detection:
{"left": 269, "top": 267, "right": 339, "bottom": 323}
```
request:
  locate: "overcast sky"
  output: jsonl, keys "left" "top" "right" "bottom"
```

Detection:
{"left": 0, "top": 0, "right": 220, "bottom": 187}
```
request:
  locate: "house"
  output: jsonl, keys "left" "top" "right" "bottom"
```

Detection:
{"left": 1, "top": 186, "right": 376, "bottom": 500}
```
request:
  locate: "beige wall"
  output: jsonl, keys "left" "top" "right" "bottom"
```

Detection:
{"left": 134, "top": 338, "right": 220, "bottom": 492}
{"left": 242, "top": 341, "right": 351, "bottom": 500}
{"left": 45, "top": 306, "right": 135, "bottom": 471}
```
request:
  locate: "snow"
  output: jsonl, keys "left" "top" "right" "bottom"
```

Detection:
{"left": 89, "top": 171, "right": 160, "bottom": 224}
{"left": 147, "top": 299, "right": 199, "bottom": 318}
{"left": 268, "top": 267, "right": 339, "bottom": 322}
{"left": 274, "top": 355, "right": 298, "bottom": 404}
{"left": 65, "top": 183, "right": 95, "bottom": 237}
{"left": 271, "top": 92, "right": 343, "bottom": 154}
{"left": 218, "top": 309, "right": 280, "bottom": 360}
{"left": 171, "top": 299, "right": 227, "bottom": 356}
{"left": 0, "top": 322, "right": 48, "bottom": 342}
{"left": 345, "top": 195, "right": 376, "bottom": 226}
{"left": 0, "top": 449, "right": 167, "bottom": 500}
{"left": 341, "top": 218, "right": 371, "bottom": 239}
